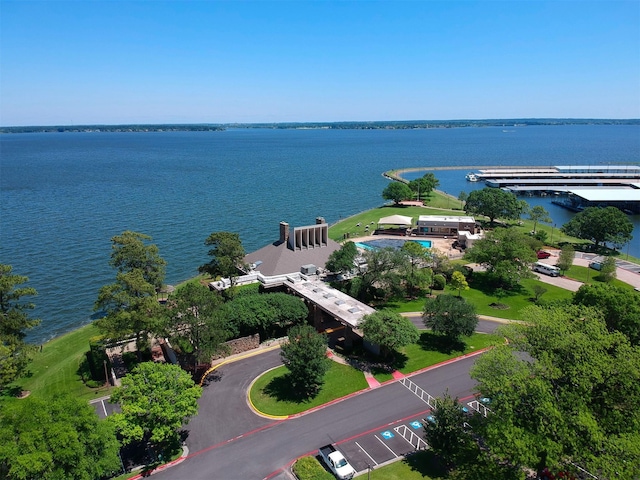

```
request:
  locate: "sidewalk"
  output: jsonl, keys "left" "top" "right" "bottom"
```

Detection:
{"left": 326, "top": 349, "right": 403, "bottom": 389}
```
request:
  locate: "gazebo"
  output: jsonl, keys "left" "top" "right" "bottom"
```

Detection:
{"left": 377, "top": 215, "right": 413, "bottom": 234}
{"left": 377, "top": 214, "right": 413, "bottom": 227}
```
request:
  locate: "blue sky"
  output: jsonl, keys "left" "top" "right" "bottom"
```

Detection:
{"left": 1, "top": 1, "right": 639, "bottom": 125}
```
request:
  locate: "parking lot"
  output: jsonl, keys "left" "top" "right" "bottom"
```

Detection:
{"left": 337, "top": 382, "right": 489, "bottom": 472}
{"left": 331, "top": 379, "right": 489, "bottom": 475}
{"left": 339, "top": 414, "right": 429, "bottom": 473}
{"left": 90, "top": 395, "right": 120, "bottom": 419}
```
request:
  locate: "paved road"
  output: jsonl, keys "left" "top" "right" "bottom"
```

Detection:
{"left": 536, "top": 250, "right": 640, "bottom": 290}
{"left": 152, "top": 352, "right": 480, "bottom": 480}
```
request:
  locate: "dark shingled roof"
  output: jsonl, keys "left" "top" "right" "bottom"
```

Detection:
{"left": 245, "top": 238, "right": 342, "bottom": 277}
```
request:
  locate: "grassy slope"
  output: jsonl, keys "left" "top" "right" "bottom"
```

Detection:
{"left": 6, "top": 323, "right": 113, "bottom": 402}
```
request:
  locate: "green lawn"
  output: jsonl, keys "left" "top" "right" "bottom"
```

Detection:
{"left": 328, "top": 198, "right": 464, "bottom": 243}
{"left": 249, "top": 362, "right": 369, "bottom": 416}
{"left": 369, "top": 451, "right": 446, "bottom": 479}
{"left": 385, "top": 273, "right": 574, "bottom": 321}
{"left": 5, "top": 323, "right": 113, "bottom": 402}
{"left": 371, "top": 332, "right": 501, "bottom": 383}
{"left": 562, "top": 264, "right": 638, "bottom": 290}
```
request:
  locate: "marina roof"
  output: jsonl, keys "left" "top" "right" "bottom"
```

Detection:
{"left": 568, "top": 189, "right": 640, "bottom": 202}
{"left": 492, "top": 178, "right": 637, "bottom": 186}
{"left": 555, "top": 165, "right": 640, "bottom": 173}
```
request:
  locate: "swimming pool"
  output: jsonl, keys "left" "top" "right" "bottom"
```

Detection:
{"left": 355, "top": 239, "right": 432, "bottom": 250}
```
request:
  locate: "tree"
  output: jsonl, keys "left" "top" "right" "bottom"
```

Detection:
{"left": 573, "top": 283, "right": 640, "bottom": 345}
{"left": 599, "top": 255, "right": 617, "bottom": 283}
{"left": 219, "top": 292, "right": 308, "bottom": 340}
{"left": 401, "top": 241, "right": 433, "bottom": 298}
{"left": 0, "top": 264, "right": 40, "bottom": 391}
{"left": 450, "top": 271, "right": 469, "bottom": 297}
{"left": 557, "top": 244, "right": 574, "bottom": 273}
{"left": 110, "top": 362, "right": 202, "bottom": 453}
{"left": 528, "top": 205, "right": 551, "bottom": 234}
{"left": 0, "top": 394, "right": 120, "bottom": 480}
{"left": 325, "top": 241, "right": 358, "bottom": 274}
{"left": 470, "top": 305, "right": 640, "bottom": 478}
{"left": 108, "top": 231, "right": 166, "bottom": 290}
{"left": 165, "top": 282, "right": 228, "bottom": 371}
{"left": 464, "top": 227, "right": 536, "bottom": 289}
{"left": 532, "top": 285, "right": 547, "bottom": 303}
{"left": 352, "top": 247, "right": 408, "bottom": 302}
{"left": 457, "top": 191, "right": 468, "bottom": 206}
{"left": 382, "top": 181, "right": 413, "bottom": 204}
{"left": 561, "top": 206, "right": 633, "bottom": 250}
{"left": 280, "top": 324, "right": 330, "bottom": 398}
{"left": 198, "top": 232, "right": 247, "bottom": 286}
{"left": 423, "top": 392, "right": 474, "bottom": 469}
{"left": 95, "top": 232, "right": 167, "bottom": 360}
{"left": 464, "top": 187, "right": 522, "bottom": 226}
{"left": 422, "top": 295, "right": 478, "bottom": 342}
{"left": 360, "top": 310, "right": 419, "bottom": 357}
{"left": 408, "top": 172, "right": 439, "bottom": 199}
{"left": 429, "top": 250, "right": 452, "bottom": 277}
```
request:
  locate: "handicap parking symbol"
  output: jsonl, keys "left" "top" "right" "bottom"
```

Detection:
{"left": 410, "top": 421, "right": 422, "bottom": 429}
{"left": 380, "top": 430, "right": 394, "bottom": 439}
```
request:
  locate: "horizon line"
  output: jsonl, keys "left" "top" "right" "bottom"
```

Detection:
{"left": 2, "top": 117, "right": 639, "bottom": 129}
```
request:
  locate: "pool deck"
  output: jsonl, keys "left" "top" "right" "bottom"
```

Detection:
{"left": 350, "top": 234, "right": 464, "bottom": 259}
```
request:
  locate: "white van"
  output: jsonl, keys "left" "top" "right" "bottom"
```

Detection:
{"left": 532, "top": 262, "right": 560, "bottom": 277}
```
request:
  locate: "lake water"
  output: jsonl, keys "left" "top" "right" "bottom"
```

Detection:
{"left": 1, "top": 125, "right": 638, "bottom": 343}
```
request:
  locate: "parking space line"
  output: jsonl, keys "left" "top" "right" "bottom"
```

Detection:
{"left": 354, "top": 442, "right": 378, "bottom": 466}
{"left": 400, "top": 377, "right": 436, "bottom": 408}
{"left": 375, "top": 435, "right": 398, "bottom": 458}
{"left": 467, "top": 400, "right": 491, "bottom": 417}
{"left": 394, "top": 425, "right": 428, "bottom": 450}
{"left": 101, "top": 399, "right": 108, "bottom": 417}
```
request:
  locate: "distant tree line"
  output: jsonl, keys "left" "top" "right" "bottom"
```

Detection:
{"left": 3, "top": 118, "right": 638, "bottom": 134}
{"left": 0, "top": 124, "right": 226, "bottom": 134}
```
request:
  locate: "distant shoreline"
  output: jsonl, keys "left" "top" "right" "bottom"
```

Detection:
{"left": 2, "top": 119, "right": 639, "bottom": 134}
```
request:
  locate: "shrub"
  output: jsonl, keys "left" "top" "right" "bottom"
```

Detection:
{"left": 292, "top": 456, "right": 334, "bottom": 480}
{"left": 433, "top": 274, "right": 447, "bottom": 290}
{"left": 84, "top": 335, "right": 109, "bottom": 383}
{"left": 533, "top": 230, "right": 548, "bottom": 243}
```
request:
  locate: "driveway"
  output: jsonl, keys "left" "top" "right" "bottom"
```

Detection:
{"left": 152, "top": 354, "right": 480, "bottom": 480}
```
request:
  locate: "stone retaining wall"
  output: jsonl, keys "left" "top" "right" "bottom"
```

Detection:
{"left": 212, "top": 334, "right": 260, "bottom": 360}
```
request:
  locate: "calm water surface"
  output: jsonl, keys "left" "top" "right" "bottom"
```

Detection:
{"left": 1, "top": 125, "right": 638, "bottom": 343}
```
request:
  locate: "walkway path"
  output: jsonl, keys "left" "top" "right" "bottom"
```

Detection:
{"left": 326, "top": 349, "right": 404, "bottom": 389}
